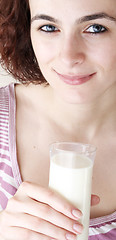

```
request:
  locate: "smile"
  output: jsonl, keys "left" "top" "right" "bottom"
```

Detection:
{"left": 55, "top": 71, "right": 96, "bottom": 86}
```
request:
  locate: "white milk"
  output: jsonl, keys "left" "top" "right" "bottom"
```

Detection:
{"left": 49, "top": 152, "right": 93, "bottom": 240}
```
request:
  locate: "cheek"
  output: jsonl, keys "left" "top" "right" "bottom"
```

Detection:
{"left": 104, "top": 44, "right": 116, "bottom": 72}
{"left": 89, "top": 41, "right": 116, "bottom": 71}
{"left": 36, "top": 45, "right": 54, "bottom": 63}
{"left": 31, "top": 34, "right": 57, "bottom": 64}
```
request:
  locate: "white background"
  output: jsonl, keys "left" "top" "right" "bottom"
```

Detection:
{"left": 0, "top": 65, "right": 16, "bottom": 87}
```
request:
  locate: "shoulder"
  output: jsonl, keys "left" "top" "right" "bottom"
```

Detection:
{"left": 0, "top": 84, "right": 9, "bottom": 99}
{"left": 15, "top": 83, "right": 47, "bottom": 107}
{"left": 0, "top": 83, "right": 15, "bottom": 106}
{"left": 0, "top": 85, "right": 10, "bottom": 113}
{"left": 0, "top": 83, "right": 16, "bottom": 126}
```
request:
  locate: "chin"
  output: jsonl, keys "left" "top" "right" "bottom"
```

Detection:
{"left": 61, "top": 92, "right": 94, "bottom": 105}
{"left": 61, "top": 96, "right": 88, "bottom": 105}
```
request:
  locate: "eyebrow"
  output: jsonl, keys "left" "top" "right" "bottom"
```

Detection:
{"left": 31, "top": 12, "right": 116, "bottom": 24}
{"left": 79, "top": 12, "right": 116, "bottom": 23}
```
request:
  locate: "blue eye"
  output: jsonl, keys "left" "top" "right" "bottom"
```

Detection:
{"left": 85, "top": 24, "right": 107, "bottom": 34}
{"left": 40, "top": 25, "right": 58, "bottom": 33}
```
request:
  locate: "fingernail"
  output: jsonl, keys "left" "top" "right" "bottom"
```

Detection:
{"left": 72, "top": 209, "right": 83, "bottom": 218}
{"left": 73, "top": 223, "right": 83, "bottom": 234}
{"left": 66, "top": 233, "right": 77, "bottom": 240}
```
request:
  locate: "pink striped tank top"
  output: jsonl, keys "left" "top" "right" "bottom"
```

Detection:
{"left": 0, "top": 83, "right": 116, "bottom": 239}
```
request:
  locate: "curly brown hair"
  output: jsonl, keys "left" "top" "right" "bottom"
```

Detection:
{"left": 0, "top": 0, "right": 45, "bottom": 84}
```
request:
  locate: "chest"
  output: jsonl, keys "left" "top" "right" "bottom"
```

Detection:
{"left": 16, "top": 117, "right": 116, "bottom": 218}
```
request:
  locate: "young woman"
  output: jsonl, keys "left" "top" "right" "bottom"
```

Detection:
{"left": 0, "top": 0, "right": 116, "bottom": 239}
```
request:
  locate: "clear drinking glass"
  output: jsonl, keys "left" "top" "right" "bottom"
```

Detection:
{"left": 49, "top": 142, "right": 96, "bottom": 240}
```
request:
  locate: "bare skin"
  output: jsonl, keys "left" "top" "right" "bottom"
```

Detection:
{"left": 15, "top": 83, "right": 116, "bottom": 219}
{"left": 0, "top": 0, "right": 116, "bottom": 239}
{"left": 0, "top": 84, "right": 100, "bottom": 240}
{"left": 0, "top": 182, "right": 84, "bottom": 240}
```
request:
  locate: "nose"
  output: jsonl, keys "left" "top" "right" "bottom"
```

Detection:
{"left": 59, "top": 34, "right": 86, "bottom": 67}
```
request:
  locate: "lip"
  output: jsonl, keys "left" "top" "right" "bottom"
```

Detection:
{"left": 55, "top": 71, "right": 96, "bottom": 86}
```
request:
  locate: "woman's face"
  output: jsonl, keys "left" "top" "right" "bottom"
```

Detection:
{"left": 29, "top": 0, "right": 116, "bottom": 104}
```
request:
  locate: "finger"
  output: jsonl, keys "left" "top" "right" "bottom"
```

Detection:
{"left": 17, "top": 182, "right": 82, "bottom": 219}
{"left": 1, "top": 226, "right": 56, "bottom": 240}
{"left": 6, "top": 212, "right": 78, "bottom": 240}
{"left": 91, "top": 195, "right": 100, "bottom": 206}
{"left": 5, "top": 191, "right": 83, "bottom": 236}
{"left": 10, "top": 198, "right": 83, "bottom": 234}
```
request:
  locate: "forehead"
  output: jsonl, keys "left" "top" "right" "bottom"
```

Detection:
{"left": 29, "top": 0, "right": 116, "bottom": 18}
{"left": 29, "top": 0, "right": 116, "bottom": 12}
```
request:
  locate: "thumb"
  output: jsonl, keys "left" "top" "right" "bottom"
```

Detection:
{"left": 91, "top": 194, "right": 100, "bottom": 206}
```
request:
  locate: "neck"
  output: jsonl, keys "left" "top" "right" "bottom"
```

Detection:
{"left": 50, "top": 85, "right": 116, "bottom": 142}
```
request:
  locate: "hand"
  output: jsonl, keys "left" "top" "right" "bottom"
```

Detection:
{"left": 0, "top": 182, "right": 84, "bottom": 240}
{"left": 0, "top": 181, "right": 100, "bottom": 240}
{"left": 91, "top": 194, "right": 100, "bottom": 206}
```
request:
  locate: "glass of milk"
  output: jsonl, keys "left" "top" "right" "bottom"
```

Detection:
{"left": 49, "top": 142, "right": 96, "bottom": 240}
